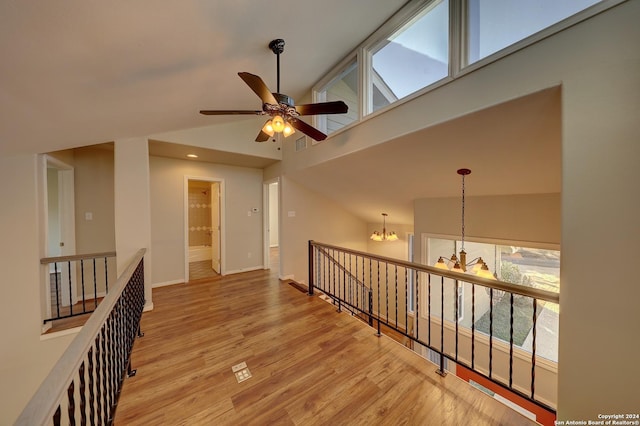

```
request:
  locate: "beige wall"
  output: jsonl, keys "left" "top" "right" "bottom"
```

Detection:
{"left": 279, "top": 176, "right": 368, "bottom": 284}
{"left": 414, "top": 193, "right": 561, "bottom": 263}
{"left": 114, "top": 138, "right": 153, "bottom": 309}
{"left": 0, "top": 155, "right": 76, "bottom": 424}
{"left": 74, "top": 145, "right": 115, "bottom": 254}
{"left": 149, "top": 155, "right": 264, "bottom": 284}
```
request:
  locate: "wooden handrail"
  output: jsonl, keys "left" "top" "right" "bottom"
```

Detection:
{"left": 40, "top": 251, "right": 117, "bottom": 264}
{"left": 310, "top": 240, "right": 559, "bottom": 304}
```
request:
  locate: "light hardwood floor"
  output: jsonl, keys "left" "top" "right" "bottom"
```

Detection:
{"left": 115, "top": 268, "right": 535, "bottom": 425}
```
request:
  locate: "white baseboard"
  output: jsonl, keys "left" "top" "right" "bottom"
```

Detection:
{"left": 143, "top": 301, "right": 154, "bottom": 312}
{"left": 279, "top": 274, "right": 294, "bottom": 281}
{"left": 152, "top": 279, "right": 184, "bottom": 289}
{"left": 225, "top": 266, "right": 263, "bottom": 275}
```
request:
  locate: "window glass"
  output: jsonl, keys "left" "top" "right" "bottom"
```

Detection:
{"left": 370, "top": 0, "right": 449, "bottom": 113}
{"left": 315, "top": 60, "right": 358, "bottom": 135}
{"left": 427, "top": 237, "right": 559, "bottom": 361}
{"left": 466, "top": 0, "right": 601, "bottom": 65}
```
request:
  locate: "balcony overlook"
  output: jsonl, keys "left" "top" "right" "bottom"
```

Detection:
{"left": 115, "top": 268, "right": 535, "bottom": 425}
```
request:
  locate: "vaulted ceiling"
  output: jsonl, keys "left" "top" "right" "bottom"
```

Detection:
{"left": 1, "top": 1, "right": 561, "bottom": 227}
{"left": 0, "top": 0, "right": 406, "bottom": 155}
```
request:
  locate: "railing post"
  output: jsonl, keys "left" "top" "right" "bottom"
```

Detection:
{"left": 307, "top": 240, "right": 314, "bottom": 296}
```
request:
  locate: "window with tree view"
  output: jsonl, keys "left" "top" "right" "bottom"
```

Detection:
{"left": 427, "top": 237, "right": 559, "bottom": 361}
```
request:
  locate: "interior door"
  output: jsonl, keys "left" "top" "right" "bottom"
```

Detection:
{"left": 210, "top": 182, "right": 221, "bottom": 273}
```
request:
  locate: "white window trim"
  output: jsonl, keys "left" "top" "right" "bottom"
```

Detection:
{"left": 312, "top": 0, "right": 626, "bottom": 138}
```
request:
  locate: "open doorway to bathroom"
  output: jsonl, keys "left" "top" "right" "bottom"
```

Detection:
{"left": 186, "top": 179, "right": 222, "bottom": 281}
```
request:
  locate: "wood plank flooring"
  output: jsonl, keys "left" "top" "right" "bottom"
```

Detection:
{"left": 115, "top": 268, "right": 535, "bottom": 425}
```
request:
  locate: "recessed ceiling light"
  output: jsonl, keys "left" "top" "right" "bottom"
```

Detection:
{"left": 187, "top": 154, "right": 198, "bottom": 158}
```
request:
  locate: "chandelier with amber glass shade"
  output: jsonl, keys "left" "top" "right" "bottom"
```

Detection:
{"left": 433, "top": 169, "right": 495, "bottom": 279}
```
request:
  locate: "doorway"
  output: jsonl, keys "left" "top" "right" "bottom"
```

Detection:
{"left": 263, "top": 179, "right": 280, "bottom": 272}
{"left": 42, "top": 155, "right": 76, "bottom": 324}
{"left": 185, "top": 178, "right": 224, "bottom": 281}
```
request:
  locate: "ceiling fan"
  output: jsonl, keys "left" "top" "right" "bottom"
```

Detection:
{"left": 200, "top": 39, "right": 348, "bottom": 142}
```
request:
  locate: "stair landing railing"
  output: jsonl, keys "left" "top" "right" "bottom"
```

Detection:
{"left": 308, "top": 240, "right": 559, "bottom": 416}
{"left": 16, "top": 249, "right": 146, "bottom": 426}
{"left": 41, "top": 251, "right": 117, "bottom": 323}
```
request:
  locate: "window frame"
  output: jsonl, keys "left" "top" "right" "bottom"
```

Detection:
{"left": 312, "top": 0, "right": 625, "bottom": 138}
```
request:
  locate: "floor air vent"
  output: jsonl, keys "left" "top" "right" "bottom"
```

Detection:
{"left": 232, "top": 361, "right": 252, "bottom": 383}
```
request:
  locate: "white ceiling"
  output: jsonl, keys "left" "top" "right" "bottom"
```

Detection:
{"left": 1, "top": 1, "right": 561, "bottom": 228}
{"left": 0, "top": 0, "right": 406, "bottom": 155}
{"left": 288, "top": 87, "right": 562, "bottom": 225}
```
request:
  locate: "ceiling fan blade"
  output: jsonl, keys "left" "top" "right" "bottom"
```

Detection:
{"left": 295, "top": 101, "right": 348, "bottom": 116}
{"left": 200, "top": 110, "right": 263, "bottom": 115}
{"left": 255, "top": 129, "right": 271, "bottom": 142}
{"left": 238, "top": 72, "right": 278, "bottom": 105}
{"left": 290, "top": 119, "right": 327, "bottom": 141}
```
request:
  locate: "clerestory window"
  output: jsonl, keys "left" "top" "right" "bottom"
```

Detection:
{"left": 313, "top": 0, "right": 614, "bottom": 137}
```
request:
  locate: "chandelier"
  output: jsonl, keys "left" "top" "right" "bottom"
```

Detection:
{"left": 433, "top": 169, "right": 495, "bottom": 280}
{"left": 370, "top": 213, "right": 398, "bottom": 242}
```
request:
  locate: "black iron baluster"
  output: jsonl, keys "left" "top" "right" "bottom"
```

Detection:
{"left": 109, "top": 315, "right": 117, "bottom": 420}
{"left": 68, "top": 380, "right": 75, "bottom": 426}
{"left": 509, "top": 292, "right": 514, "bottom": 388}
{"left": 88, "top": 347, "right": 95, "bottom": 426}
{"left": 54, "top": 262, "right": 61, "bottom": 318}
{"left": 332, "top": 249, "right": 336, "bottom": 301}
{"left": 385, "top": 262, "right": 389, "bottom": 325}
{"left": 338, "top": 252, "right": 344, "bottom": 313}
{"left": 427, "top": 273, "right": 431, "bottom": 348}
{"left": 93, "top": 259, "right": 98, "bottom": 310}
{"left": 101, "top": 327, "right": 108, "bottom": 424}
{"left": 68, "top": 261, "right": 73, "bottom": 316}
{"left": 404, "top": 268, "right": 408, "bottom": 336}
{"left": 308, "top": 242, "right": 314, "bottom": 296}
{"left": 455, "top": 280, "right": 459, "bottom": 362}
{"left": 53, "top": 405, "right": 61, "bottom": 426}
{"left": 415, "top": 270, "right": 419, "bottom": 342}
{"left": 437, "top": 275, "right": 445, "bottom": 376}
{"left": 531, "top": 298, "right": 538, "bottom": 399}
{"left": 104, "top": 256, "right": 108, "bottom": 294}
{"left": 81, "top": 260, "right": 86, "bottom": 312}
{"left": 471, "top": 283, "right": 476, "bottom": 370}
{"left": 394, "top": 265, "right": 398, "bottom": 329}
{"left": 376, "top": 260, "right": 381, "bottom": 336}
{"left": 79, "top": 361, "right": 86, "bottom": 426}
{"left": 95, "top": 336, "right": 102, "bottom": 425}
{"left": 489, "top": 288, "right": 494, "bottom": 379}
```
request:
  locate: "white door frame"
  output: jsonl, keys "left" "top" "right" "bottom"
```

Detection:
{"left": 262, "top": 177, "right": 280, "bottom": 271}
{"left": 184, "top": 176, "right": 226, "bottom": 281}
{"left": 210, "top": 182, "right": 221, "bottom": 274}
{"left": 41, "top": 155, "right": 77, "bottom": 326}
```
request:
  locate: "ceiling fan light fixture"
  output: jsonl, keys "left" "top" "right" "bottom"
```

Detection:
{"left": 271, "top": 115, "right": 285, "bottom": 133}
{"left": 283, "top": 122, "right": 295, "bottom": 137}
{"left": 262, "top": 120, "right": 275, "bottom": 137}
